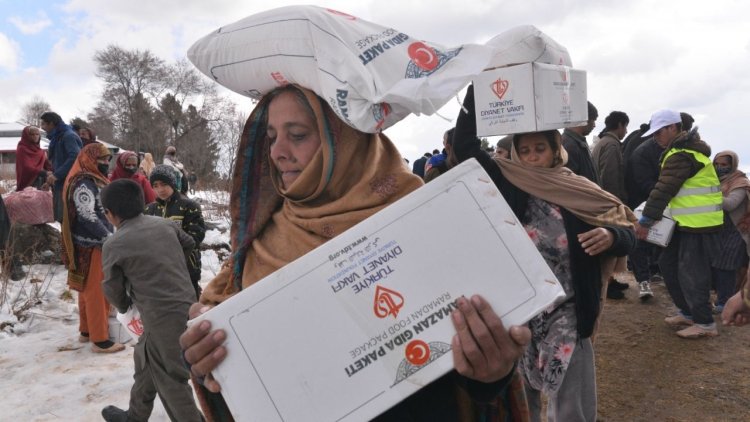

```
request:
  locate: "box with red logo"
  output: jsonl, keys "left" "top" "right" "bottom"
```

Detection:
{"left": 473, "top": 62, "right": 587, "bottom": 136}
{"left": 192, "top": 159, "right": 565, "bottom": 421}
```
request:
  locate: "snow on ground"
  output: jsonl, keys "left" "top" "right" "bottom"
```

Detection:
{"left": 0, "top": 216, "right": 230, "bottom": 421}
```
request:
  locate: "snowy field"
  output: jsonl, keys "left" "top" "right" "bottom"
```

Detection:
{"left": 0, "top": 192, "right": 230, "bottom": 421}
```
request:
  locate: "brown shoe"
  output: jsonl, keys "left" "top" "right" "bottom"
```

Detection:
{"left": 91, "top": 342, "right": 125, "bottom": 353}
{"left": 676, "top": 325, "right": 718, "bottom": 339}
{"left": 664, "top": 314, "right": 694, "bottom": 327}
{"left": 78, "top": 334, "right": 90, "bottom": 343}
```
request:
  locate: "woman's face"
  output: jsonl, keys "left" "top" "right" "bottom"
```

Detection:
{"left": 516, "top": 133, "right": 555, "bottom": 168}
{"left": 714, "top": 156, "right": 732, "bottom": 171}
{"left": 28, "top": 127, "right": 41, "bottom": 144}
{"left": 124, "top": 156, "right": 138, "bottom": 172}
{"left": 80, "top": 129, "right": 91, "bottom": 143}
{"left": 267, "top": 91, "right": 322, "bottom": 189}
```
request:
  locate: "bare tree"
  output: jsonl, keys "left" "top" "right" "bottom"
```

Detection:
{"left": 91, "top": 45, "right": 244, "bottom": 183}
{"left": 214, "top": 107, "right": 247, "bottom": 182}
{"left": 19, "top": 96, "right": 51, "bottom": 127}
{"left": 94, "top": 45, "right": 167, "bottom": 152}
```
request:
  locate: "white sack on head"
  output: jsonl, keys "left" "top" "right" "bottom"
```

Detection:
{"left": 187, "top": 5, "right": 494, "bottom": 133}
{"left": 485, "top": 25, "right": 572, "bottom": 68}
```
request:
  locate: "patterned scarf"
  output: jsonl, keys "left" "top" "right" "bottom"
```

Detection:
{"left": 61, "top": 143, "right": 111, "bottom": 291}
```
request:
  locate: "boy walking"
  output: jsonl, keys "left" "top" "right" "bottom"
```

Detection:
{"left": 99, "top": 179, "right": 203, "bottom": 422}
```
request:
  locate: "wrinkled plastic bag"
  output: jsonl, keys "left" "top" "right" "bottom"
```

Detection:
{"left": 116, "top": 305, "right": 144, "bottom": 343}
{"left": 187, "top": 5, "right": 494, "bottom": 133}
{"left": 485, "top": 25, "right": 573, "bottom": 69}
{"left": 4, "top": 187, "right": 54, "bottom": 225}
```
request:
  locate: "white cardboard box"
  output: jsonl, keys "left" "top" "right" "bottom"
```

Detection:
{"left": 473, "top": 62, "right": 587, "bottom": 136}
{"left": 634, "top": 203, "right": 676, "bottom": 247}
{"left": 193, "top": 159, "right": 565, "bottom": 421}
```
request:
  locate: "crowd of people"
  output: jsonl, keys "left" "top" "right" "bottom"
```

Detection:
{"left": 10, "top": 112, "right": 207, "bottom": 357}
{"left": 5, "top": 81, "right": 750, "bottom": 421}
{"left": 402, "top": 91, "right": 750, "bottom": 419}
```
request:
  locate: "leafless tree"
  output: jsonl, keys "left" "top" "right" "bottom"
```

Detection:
{"left": 91, "top": 44, "right": 243, "bottom": 182}
{"left": 93, "top": 45, "right": 167, "bottom": 153}
{"left": 18, "top": 96, "right": 51, "bottom": 127}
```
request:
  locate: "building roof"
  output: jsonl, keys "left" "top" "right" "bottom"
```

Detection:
{"left": 0, "top": 122, "right": 30, "bottom": 152}
{"left": 0, "top": 122, "right": 121, "bottom": 153}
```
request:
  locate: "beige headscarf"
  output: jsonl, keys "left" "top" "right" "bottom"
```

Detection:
{"left": 495, "top": 130, "right": 635, "bottom": 229}
{"left": 139, "top": 152, "right": 155, "bottom": 177}
{"left": 201, "top": 86, "right": 423, "bottom": 305}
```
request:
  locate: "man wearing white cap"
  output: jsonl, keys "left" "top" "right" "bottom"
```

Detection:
{"left": 635, "top": 109, "right": 723, "bottom": 338}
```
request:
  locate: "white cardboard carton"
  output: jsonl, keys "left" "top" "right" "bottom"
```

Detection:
{"left": 634, "top": 203, "right": 676, "bottom": 247}
{"left": 473, "top": 62, "right": 587, "bottom": 136}
{"left": 193, "top": 159, "right": 565, "bottom": 421}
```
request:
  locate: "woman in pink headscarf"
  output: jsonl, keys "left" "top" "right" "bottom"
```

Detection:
{"left": 110, "top": 151, "right": 156, "bottom": 204}
{"left": 16, "top": 126, "right": 53, "bottom": 191}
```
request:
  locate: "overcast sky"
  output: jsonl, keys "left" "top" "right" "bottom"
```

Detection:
{"left": 1, "top": 0, "right": 749, "bottom": 166}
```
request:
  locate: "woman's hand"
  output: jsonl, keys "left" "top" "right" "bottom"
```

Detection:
{"left": 451, "top": 295, "right": 530, "bottom": 383}
{"left": 179, "top": 303, "right": 227, "bottom": 393}
{"left": 578, "top": 227, "right": 614, "bottom": 256}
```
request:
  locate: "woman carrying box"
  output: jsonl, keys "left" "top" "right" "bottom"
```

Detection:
{"left": 452, "top": 84, "right": 636, "bottom": 422}
{"left": 180, "top": 85, "right": 533, "bottom": 421}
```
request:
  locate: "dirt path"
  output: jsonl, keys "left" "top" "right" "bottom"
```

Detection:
{"left": 595, "top": 272, "right": 750, "bottom": 422}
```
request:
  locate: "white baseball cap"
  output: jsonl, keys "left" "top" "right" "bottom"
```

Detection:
{"left": 642, "top": 109, "right": 681, "bottom": 137}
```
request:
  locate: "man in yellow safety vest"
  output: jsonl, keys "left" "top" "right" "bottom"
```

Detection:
{"left": 635, "top": 109, "right": 723, "bottom": 339}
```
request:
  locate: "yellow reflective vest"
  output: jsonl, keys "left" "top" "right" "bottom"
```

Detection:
{"left": 661, "top": 148, "right": 723, "bottom": 228}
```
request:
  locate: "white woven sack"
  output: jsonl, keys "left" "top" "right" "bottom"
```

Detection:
{"left": 485, "top": 25, "right": 573, "bottom": 68}
{"left": 187, "top": 5, "right": 494, "bottom": 133}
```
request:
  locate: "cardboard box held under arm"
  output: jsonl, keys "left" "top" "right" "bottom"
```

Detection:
{"left": 634, "top": 203, "right": 676, "bottom": 247}
{"left": 191, "top": 159, "right": 565, "bottom": 421}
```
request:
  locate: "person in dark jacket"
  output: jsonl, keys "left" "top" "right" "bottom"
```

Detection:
{"left": 100, "top": 179, "right": 203, "bottom": 422}
{"left": 636, "top": 109, "right": 723, "bottom": 339}
{"left": 145, "top": 164, "right": 206, "bottom": 300}
{"left": 622, "top": 123, "right": 650, "bottom": 165}
{"left": 424, "top": 128, "right": 456, "bottom": 183}
{"left": 453, "top": 85, "right": 635, "bottom": 422}
{"left": 561, "top": 101, "right": 599, "bottom": 184}
{"left": 593, "top": 111, "right": 629, "bottom": 203}
{"left": 411, "top": 152, "right": 431, "bottom": 178}
{"left": 593, "top": 111, "right": 633, "bottom": 299}
{"left": 40, "top": 111, "right": 82, "bottom": 222}
{"left": 625, "top": 135, "right": 668, "bottom": 300}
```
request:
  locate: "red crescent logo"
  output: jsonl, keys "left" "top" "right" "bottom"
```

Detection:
{"left": 491, "top": 78, "right": 509, "bottom": 100}
{"left": 408, "top": 42, "right": 438, "bottom": 71}
{"left": 405, "top": 340, "right": 430, "bottom": 365}
{"left": 326, "top": 9, "right": 357, "bottom": 20}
